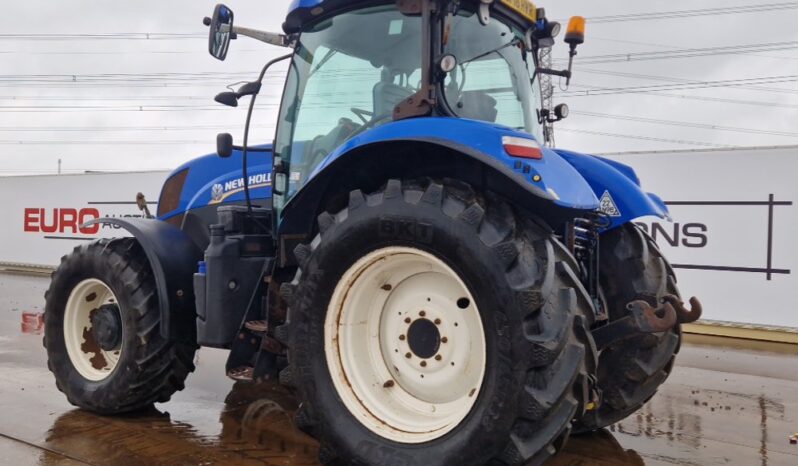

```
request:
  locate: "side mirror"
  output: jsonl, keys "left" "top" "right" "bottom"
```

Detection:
{"left": 214, "top": 91, "right": 239, "bottom": 107}
{"left": 217, "top": 133, "right": 233, "bottom": 158}
{"left": 205, "top": 4, "right": 234, "bottom": 61}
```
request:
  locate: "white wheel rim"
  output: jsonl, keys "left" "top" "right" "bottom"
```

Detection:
{"left": 325, "top": 246, "right": 486, "bottom": 444}
{"left": 63, "top": 278, "right": 122, "bottom": 381}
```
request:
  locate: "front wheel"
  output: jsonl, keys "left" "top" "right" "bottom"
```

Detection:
{"left": 44, "top": 238, "right": 197, "bottom": 414}
{"left": 574, "top": 224, "right": 681, "bottom": 432}
{"left": 277, "top": 179, "right": 596, "bottom": 466}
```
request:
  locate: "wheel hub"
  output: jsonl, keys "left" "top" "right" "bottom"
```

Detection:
{"left": 64, "top": 278, "right": 123, "bottom": 381}
{"left": 90, "top": 304, "right": 122, "bottom": 351}
{"left": 406, "top": 318, "right": 440, "bottom": 359}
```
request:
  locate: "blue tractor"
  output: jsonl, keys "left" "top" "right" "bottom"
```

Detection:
{"left": 44, "top": 1, "right": 701, "bottom": 464}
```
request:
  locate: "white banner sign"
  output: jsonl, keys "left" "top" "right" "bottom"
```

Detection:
{"left": 0, "top": 171, "right": 168, "bottom": 266}
{"left": 606, "top": 146, "right": 797, "bottom": 328}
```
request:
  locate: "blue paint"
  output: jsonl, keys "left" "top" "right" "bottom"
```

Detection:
{"left": 285, "top": 0, "right": 388, "bottom": 32}
{"left": 157, "top": 126, "right": 667, "bottom": 232}
{"left": 157, "top": 146, "right": 273, "bottom": 221}
{"left": 554, "top": 149, "right": 670, "bottom": 229}
{"left": 302, "top": 117, "right": 600, "bottom": 211}
{"left": 288, "top": 0, "right": 325, "bottom": 11}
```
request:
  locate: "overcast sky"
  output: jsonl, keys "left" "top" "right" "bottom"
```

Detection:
{"left": 1, "top": 0, "right": 797, "bottom": 175}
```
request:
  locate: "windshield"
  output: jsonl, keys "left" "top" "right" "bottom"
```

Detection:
{"left": 273, "top": 6, "right": 421, "bottom": 209}
{"left": 443, "top": 9, "right": 544, "bottom": 141}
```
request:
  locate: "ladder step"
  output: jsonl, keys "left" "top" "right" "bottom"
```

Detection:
{"left": 244, "top": 320, "right": 269, "bottom": 333}
{"left": 227, "top": 366, "right": 254, "bottom": 381}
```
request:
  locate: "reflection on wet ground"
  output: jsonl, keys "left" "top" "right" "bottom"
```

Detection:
{"left": 1, "top": 272, "right": 797, "bottom": 465}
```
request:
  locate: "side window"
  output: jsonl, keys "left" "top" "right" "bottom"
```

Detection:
{"left": 450, "top": 57, "right": 523, "bottom": 130}
{"left": 293, "top": 48, "right": 380, "bottom": 142}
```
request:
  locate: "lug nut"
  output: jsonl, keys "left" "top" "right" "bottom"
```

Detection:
{"left": 419, "top": 310, "right": 426, "bottom": 317}
{"left": 434, "top": 318, "right": 441, "bottom": 325}
{"left": 441, "top": 337, "right": 448, "bottom": 343}
{"left": 381, "top": 284, "right": 392, "bottom": 291}
{"left": 399, "top": 334, "right": 406, "bottom": 341}
{"left": 383, "top": 380, "right": 395, "bottom": 388}
{"left": 420, "top": 361, "right": 427, "bottom": 367}
{"left": 435, "top": 355, "right": 442, "bottom": 361}
{"left": 404, "top": 317, "right": 411, "bottom": 324}
{"left": 405, "top": 352, "right": 412, "bottom": 359}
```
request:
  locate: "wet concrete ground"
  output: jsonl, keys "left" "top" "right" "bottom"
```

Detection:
{"left": 1, "top": 272, "right": 796, "bottom": 465}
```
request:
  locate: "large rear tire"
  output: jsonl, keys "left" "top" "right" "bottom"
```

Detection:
{"left": 44, "top": 238, "right": 198, "bottom": 414}
{"left": 574, "top": 224, "right": 681, "bottom": 432}
{"left": 277, "top": 179, "right": 596, "bottom": 466}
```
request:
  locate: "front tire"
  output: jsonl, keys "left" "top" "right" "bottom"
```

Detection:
{"left": 574, "top": 224, "right": 681, "bottom": 432}
{"left": 277, "top": 179, "right": 596, "bottom": 466}
{"left": 44, "top": 238, "right": 197, "bottom": 414}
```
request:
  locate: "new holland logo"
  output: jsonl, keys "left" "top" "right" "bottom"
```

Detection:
{"left": 599, "top": 190, "right": 622, "bottom": 217}
{"left": 209, "top": 172, "right": 272, "bottom": 204}
{"left": 211, "top": 184, "right": 224, "bottom": 202}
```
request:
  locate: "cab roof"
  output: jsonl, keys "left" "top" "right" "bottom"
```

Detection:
{"left": 284, "top": 0, "right": 540, "bottom": 34}
{"left": 284, "top": 0, "right": 388, "bottom": 33}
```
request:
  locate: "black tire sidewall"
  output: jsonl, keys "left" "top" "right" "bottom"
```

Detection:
{"left": 45, "top": 241, "right": 157, "bottom": 412}
{"left": 291, "top": 195, "right": 527, "bottom": 465}
{"left": 583, "top": 223, "right": 681, "bottom": 430}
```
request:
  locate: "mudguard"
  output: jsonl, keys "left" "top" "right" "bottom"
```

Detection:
{"left": 292, "top": 117, "right": 599, "bottom": 212}
{"left": 554, "top": 149, "right": 670, "bottom": 230}
{"left": 83, "top": 218, "right": 203, "bottom": 339}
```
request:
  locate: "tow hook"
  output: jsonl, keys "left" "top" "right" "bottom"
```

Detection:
{"left": 663, "top": 295, "right": 703, "bottom": 324}
{"left": 592, "top": 299, "right": 678, "bottom": 351}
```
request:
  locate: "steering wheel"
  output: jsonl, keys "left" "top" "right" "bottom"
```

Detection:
{"left": 350, "top": 107, "right": 373, "bottom": 124}
{"left": 347, "top": 112, "right": 393, "bottom": 139}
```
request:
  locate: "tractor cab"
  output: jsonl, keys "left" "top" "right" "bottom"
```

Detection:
{"left": 275, "top": 2, "right": 549, "bottom": 204}
{"left": 206, "top": 0, "right": 585, "bottom": 213}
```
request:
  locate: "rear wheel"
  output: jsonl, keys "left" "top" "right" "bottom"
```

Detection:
{"left": 277, "top": 179, "right": 596, "bottom": 466}
{"left": 574, "top": 224, "right": 681, "bottom": 432}
{"left": 44, "top": 238, "right": 197, "bottom": 414}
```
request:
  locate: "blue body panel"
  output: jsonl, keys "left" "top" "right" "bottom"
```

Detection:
{"left": 156, "top": 127, "right": 665, "bottom": 232}
{"left": 157, "top": 146, "right": 273, "bottom": 221}
{"left": 288, "top": 0, "right": 325, "bottom": 10}
{"left": 303, "top": 117, "right": 600, "bottom": 211}
{"left": 554, "top": 149, "right": 670, "bottom": 229}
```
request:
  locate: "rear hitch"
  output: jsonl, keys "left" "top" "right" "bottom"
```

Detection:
{"left": 592, "top": 299, "right": 677, "bottom": 351}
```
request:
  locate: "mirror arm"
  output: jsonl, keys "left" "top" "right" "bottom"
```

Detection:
{"left": 231, "top": 25, "right": 291, "bottom": 48}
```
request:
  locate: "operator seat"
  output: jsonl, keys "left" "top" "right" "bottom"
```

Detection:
{"left": 455, "top": 91, "right": 498, "bottom": 123}
{"left": 373, "top": 82, "right": 414, "bottom": 117}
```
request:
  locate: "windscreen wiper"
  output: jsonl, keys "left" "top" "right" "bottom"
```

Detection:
{"left": 460, "top": 37, "right": 521, "bottom": 66}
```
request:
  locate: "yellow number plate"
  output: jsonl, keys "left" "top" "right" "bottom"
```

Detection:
{"left": 499, "top": 0, "right": 538, "bottom": 22}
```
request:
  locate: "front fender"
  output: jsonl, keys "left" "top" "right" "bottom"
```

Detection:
{"left": 300, "top": 117, "right": 599, "bottom": 211}
{"left": 554, "top": 149, "right": 670, "bottom": 230}
{"left": 83, "top": 218, "right": 202, "bottom": 339}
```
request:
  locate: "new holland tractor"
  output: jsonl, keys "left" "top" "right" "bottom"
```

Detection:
{"left": 43, "top": 1, "right": 702, "bottom": 464}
